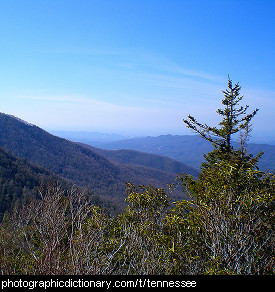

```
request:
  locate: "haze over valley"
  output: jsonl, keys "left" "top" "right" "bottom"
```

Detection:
{"left": 52, "top": 129, "right": 275, "bottom": 172}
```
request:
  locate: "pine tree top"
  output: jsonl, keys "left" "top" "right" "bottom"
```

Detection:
{"left": 183, "top": 76, "right": 259, "bottom": 155}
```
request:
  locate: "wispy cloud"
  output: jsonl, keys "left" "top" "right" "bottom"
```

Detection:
{"left": 2, "top": 46, "right": 273, "bottom": 137}
{"left": 47, "top": 45, "right": 224, "bottom": 83}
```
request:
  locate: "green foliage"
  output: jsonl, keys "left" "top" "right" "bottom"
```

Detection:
{"left": 125, "top": 183, "right": 169, "bottom": 221}
{"left": 173, "top": 158, "right": 274, "bottom": 274}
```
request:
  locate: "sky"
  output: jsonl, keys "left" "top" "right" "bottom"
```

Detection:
{"left": 0, "top": 0, "right": 274, "bottom": 142}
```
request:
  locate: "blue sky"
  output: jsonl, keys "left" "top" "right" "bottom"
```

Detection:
{"left": 0, "top": 0, "right": 274, "bottom": 141}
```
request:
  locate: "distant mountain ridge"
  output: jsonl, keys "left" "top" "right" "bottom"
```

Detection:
{"left": 50, "top": 130, "right": 129, "bottom": 143}
{"left": 92, "top": 134, "right": 275, "bottom": 172}
{"left": 49, "top": 129, "right": 274, "bottom": 172}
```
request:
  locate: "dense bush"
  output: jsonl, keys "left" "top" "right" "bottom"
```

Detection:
{"left": 0, "top": 159, "right": 273, "bottom": 275}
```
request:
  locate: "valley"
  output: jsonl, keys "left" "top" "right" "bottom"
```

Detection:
{"left": 0, "top": 113, "right": 196, "bottom": 215}
{"left": 56, "top": 132, "right": 275, "bottom": 172}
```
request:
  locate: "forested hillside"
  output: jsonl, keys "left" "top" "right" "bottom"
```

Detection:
{"left": 0, "top": 146, "right": 51, "bottom": 218}
{"left": 79, "top": 143, "right": 199, "bottom": 177}
{"left": 0, "top": 113, "right": 192, "bottom": 209}
{"left": 0, "top": 146, "right": 118, "bottom": 219}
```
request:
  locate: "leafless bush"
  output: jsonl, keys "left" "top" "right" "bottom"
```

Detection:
{"left": 0, "top": 182, "right": 112, "bottom": 274}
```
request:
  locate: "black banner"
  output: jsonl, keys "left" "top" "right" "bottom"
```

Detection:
{"left": 0, "top": 275, "right": 272, "bottom": 290}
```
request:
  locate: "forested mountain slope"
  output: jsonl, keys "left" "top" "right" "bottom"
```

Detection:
{"left": 0, "top": 146, "right": 55, "bottom": 218}
{"left": 79, "top": 143, "right": 198, "bottom": 177}
{"left": 0, "top": 113, "right": 191, "bottom": 208}
{"left": 0, "top": 146, "right": 129, "bottom": 218}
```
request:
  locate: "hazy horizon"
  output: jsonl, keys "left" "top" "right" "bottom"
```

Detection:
{"left": 48, "top": 128, "right": 275, "bottom": 146}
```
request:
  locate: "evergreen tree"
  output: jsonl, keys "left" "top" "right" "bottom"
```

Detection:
{"left": 183, "top": 76, "right": 259, "bottom": 159}
{"left": 173, "top": 77, "right": 275, "bottom": 274}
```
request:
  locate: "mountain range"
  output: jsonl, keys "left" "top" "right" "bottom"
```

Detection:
{"left": 0, "top": 113, "right": 196, "bottom": 214}
{"left": 1, "top": 112, "right": 273, "bottom": 217}
{"left": 90, "top": 135, "right": 275, "bottom": 172}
